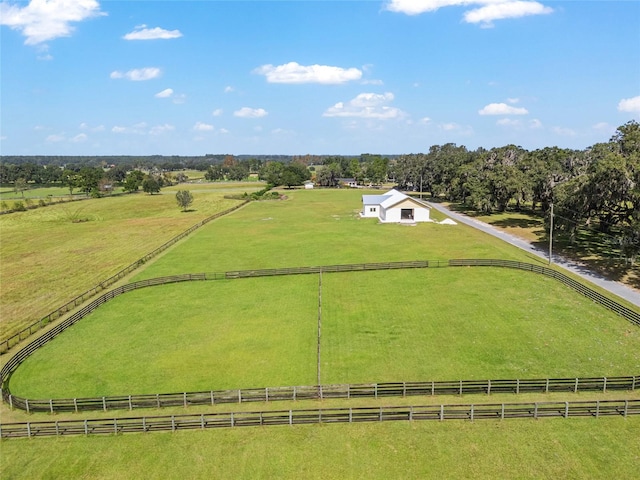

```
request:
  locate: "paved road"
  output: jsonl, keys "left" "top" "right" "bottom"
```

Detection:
{"left": 428, "top": 202, "right": 640, "bottom": 308}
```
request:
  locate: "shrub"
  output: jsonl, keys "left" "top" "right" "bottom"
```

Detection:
{"left": 13, "top": 201, "right": 26, "bottom": 211}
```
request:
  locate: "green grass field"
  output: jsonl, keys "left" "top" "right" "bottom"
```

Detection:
{"left": 1, "top": 418, "right": 639, "bottom": 479}
{"left": 2, "top": 187, "right": 639, "bottom": 479}
{"left": 9, "top": 267, "right": 639, "bottom": 399}
{"left": 0, "top": 182, "right": 263, "bottom": 338}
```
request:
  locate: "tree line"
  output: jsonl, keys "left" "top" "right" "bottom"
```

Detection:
{"left": 1, "top": 121, "right": 637, "bottom": 261}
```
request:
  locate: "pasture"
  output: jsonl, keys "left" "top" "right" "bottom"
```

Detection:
{"left": 8, "top": 267, "right": 640, "bottom": 399}
{"left": 2, "top": 187, "right": 639, "bottom": 479}
{"left": 0, "top": 182, "right": 262, "bottom": 338}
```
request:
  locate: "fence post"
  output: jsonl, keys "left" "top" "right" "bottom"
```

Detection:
{"left": 27, "top": 422, "right": 31, "bottom": 438}
{"left": 211, "top": 391, "right": 215, "bottom": 406}
{"left": 25, "top": 399, "right": 29, "bottom": 414}
{"left": 171, "top": 416, "right": 176, "bottom": 432}
{"left": 574, "top": 378, "right": 579, "bottom": 393}
{"left": 603, "top": 377, "right": 607, "bottom": 393}
{"left": 103, "top": 397, "right": 107, "bottom": 412}
{"left": 8, "top": 395, "right": 12, "bottom": 410}
{"left": 74, "top": 398, "right": 78, "bottom": 413}
{"left": 440, "top": 405, "right": 444, "bottom": 421}
{"left": 470, "top": 404, "right": 474, "bottom": 422}
{"left": 50, "top": 399, "right": 54, "bottom": 414}
{"left": 534, "top": 403, "right": 538, "bottom": 419}
{"left": 565, "top": 402, "right": 569, "bottom": 418}
{"left": 183, "top": 392, "right": 187, "bottom": 408}
{"left": 545, "top": 378, "right": 550, "bottom": 394}
{"left": 487, "top": 379, "right": 491, "bottom": 395}
{"left": 624, "top": 400, "right": 628, "bottom": 418}
{"left": 596, "top": 400, "right": 600, "bottom": 418}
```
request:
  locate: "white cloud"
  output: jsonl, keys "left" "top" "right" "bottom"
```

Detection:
{"left": 464, "top": 1, "right": 553, "bottom": 27}
{"left": 224, "top": 86, "right": 234, "bottom": 93}
{"left": 234, "top": 107, "right": 268, "bottom": 118}
{"left": 479, "top": 102, "right": 529, "bottom": 115}
{"left": 149, "top": 124, "right": 174, "bottom": 135}
{"left": 618, "top": 96, "right": 640, "bottom": 114}
{"left": 112, "top": 122, "right": 147, "bottom": 134}
{"left": 110, "top": 67, "right": 161, "bottom": 81}
{"left": 254, "top": 62, "right": 362, "bottom": 84}
{"left": 193, "top": 122, "right": 215, "bottom": 131}
{"left": 123, "top": 25, "right": 182, "bottom": 40}
{"left": 0, "top": 0, "right": 104, "bottom": 46}
{"left": 71, "top": 133, "right": 87, "bottom": 142}
{"left": 507, "top": 97, "right": 519, "bottom": 104}
{"left": 420, "top": 117, "right": 432, "bottom": 124}
{"left": 0, "top": 136, "right": 7, "bottom": 141}
{"left": 529, "top": 119, "right": 542, "bottom": 129}
{"left": 219, "top": 128, "right": 229, "bottom": 134}
{"left": 553, "top": 126, "right": 576, "bottom": 136}
{"left": 212, "top": 109, "right": 223, "bottom": 116}
{"left": 46, "top": 133, "right": 65, "bottom": 142}
{"left": 497, "top": 118, "right": 521, "bottom": 127}
{"left": 155, "top": 88, "right": 174, "bottom": 98}
{"left": 386, "top": 0, "right": 553, "bottom": 26}
{"left": 79, "top": 122, "right": 103, "bottom": 131}
{"left": 439, "top": 122, "right": 474, "bottom": 135}
{"left": 323, "top": 92, "right": 405, "bottom": 119}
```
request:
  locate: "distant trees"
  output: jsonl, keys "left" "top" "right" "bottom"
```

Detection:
{"left": 259, "top": 161, "right": 310, "bottom": 188}
{"left": 122, "top": 170, "right": 145, "bottom": 193}
{"left": 176, "top": 190, "right": 194, "bottom": 211}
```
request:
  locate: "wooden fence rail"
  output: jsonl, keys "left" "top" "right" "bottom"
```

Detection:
{"left": 3, "top": 376, "right": 637, "bottom": 414}
{"left": 1, "top": 399, "right": 638, "bottom": 439}
{"left": 0, "top": 200, "right": 249, "bottom": 353}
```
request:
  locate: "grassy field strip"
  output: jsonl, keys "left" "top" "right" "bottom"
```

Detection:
{"left": 0, "top": 418, "right": 638, "bottom": 479}
{"left": 0, "top": 185, "right": 260, "bottom": 337}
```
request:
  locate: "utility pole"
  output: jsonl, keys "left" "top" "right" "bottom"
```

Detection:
{"left": 548, "top": 202, "right": 554, "bottom": 265}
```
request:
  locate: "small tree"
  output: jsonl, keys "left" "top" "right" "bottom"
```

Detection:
{"left": 175, "top": 190, "right": 194, "bottom": 211}
{"left": 14, "top": 178, "right": 29, "bottom": 198}
{"left": 142, "top": 177, "right": 161, "bottom": 194}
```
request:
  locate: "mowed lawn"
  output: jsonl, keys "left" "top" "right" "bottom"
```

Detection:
{"left": 9, "top": 267, "right": 640, "bottom": 398}
{"left": 0, "top": 182, "right": 261, "bottom": 338}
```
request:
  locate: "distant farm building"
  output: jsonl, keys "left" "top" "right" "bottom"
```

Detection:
{"left": 361, "top": 189, "right": 431, "bottom": 223}
{"left": 339, "top": 178, "right": 358, "bottom": 188}
{"left": 304, "top": 181, "right": 315, "bottom": 189}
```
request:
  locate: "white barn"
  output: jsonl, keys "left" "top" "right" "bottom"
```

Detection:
{"left": 361, "top": 189, "right": 431, "bottom": 223}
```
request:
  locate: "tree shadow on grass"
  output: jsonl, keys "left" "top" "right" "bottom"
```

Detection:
{"left": 532, "top": 229, "right": 640, "bottom": 291}
{"left": 489, "top": 217, "right": 543, "bottom": 229}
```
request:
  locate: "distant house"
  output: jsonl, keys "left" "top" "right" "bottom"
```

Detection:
{"left": 339, "top": 178, "right": 358, "bottom": 188}
{"left": 304, "top": 181, "right": 315, "bottom": 189}
{"left": 361, "top": 189, "right": 431, "bottom": 223}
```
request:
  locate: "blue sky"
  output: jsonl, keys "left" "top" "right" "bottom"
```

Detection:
{"left": 1, "top": 0, "right": 639, "bottom": 156}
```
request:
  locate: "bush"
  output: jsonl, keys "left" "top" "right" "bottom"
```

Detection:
{"left": 13, "top": 201, "right": 26, "bottom": 211}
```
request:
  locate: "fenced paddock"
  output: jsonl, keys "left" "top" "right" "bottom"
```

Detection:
{"left": 2, "top": 259, "right": 638, "bottom": 405}
{"left": 1, "top": 399, "right": 638, "bottom": 439}
{"left": 3, "top": 376, "right": 638, "bottom": 414}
